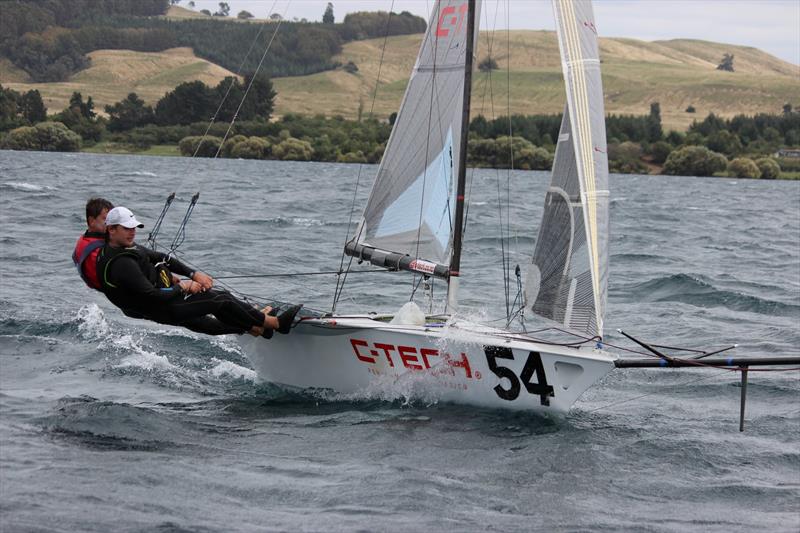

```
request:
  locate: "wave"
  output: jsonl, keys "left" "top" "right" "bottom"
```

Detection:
{"left": 240, "top": 216, "right": 326, "bottom": 227}
{"left": 110, "top": 171, "right": 158, "bottom": 178}
{"left": 37, "top": 396, "right": 185, "bottom": 451}
{"left": 621, "top": 274, "right": 800, "bottom": 317}
{"left": 1, "top": 182, "right": 55, "bottom": 192}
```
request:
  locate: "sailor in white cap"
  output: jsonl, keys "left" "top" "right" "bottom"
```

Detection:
{"left": 97, "top": 206, "right": 301, "bottom": 337}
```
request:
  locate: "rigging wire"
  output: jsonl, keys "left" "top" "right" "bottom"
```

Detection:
{"left": 332, "top": 0, "right": 396, "bottom": 313}
{"left": 146, "top": 192, "right": 175, "bottom": 249}
{"left": 149, "top": 1, "right": 282, "bottom": 256}
{"left": 213, "top": 1, "right": 291, "bottom": 158}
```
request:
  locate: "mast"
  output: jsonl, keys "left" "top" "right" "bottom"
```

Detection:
{"left": 447, "top": 0, "right": 476, "bottom": 312}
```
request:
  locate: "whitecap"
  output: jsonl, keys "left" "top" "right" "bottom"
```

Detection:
{"left": 208, "top": 359, "right": 257, "bottom": 381}
{"left": 2, "top": 182, "right": 53, "bottom": 192}
{"left": 76, "top": 304, "right": 111, "bottom": 340}
{"left": 112, "top": 171, "right": 158, "bottom": 178}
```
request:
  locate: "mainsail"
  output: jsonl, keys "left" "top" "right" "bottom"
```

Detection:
{"left": 525, "top": 0, "right": 609, "bottom": 338}
{"left": 345, "top": 0, "right": 481, "bottom": 279}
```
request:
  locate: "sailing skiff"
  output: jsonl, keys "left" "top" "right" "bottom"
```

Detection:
{"left": 235, "top": 0, "right": 797, "bottom": 423}
{"left": 239, "top": 0, "right": 617, "bottom": 414}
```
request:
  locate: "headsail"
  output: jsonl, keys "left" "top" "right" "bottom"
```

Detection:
{"left": 525, "top": 0, "right": 609, "bottom": 338}
{"left": 345, "top": 0, "right": 481, "bottom": 279}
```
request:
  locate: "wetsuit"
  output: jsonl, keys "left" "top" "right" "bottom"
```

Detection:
{"left": 72, "top": 231, "right": 105, "bottom": 290}
{"left": 97, "top": 243, "right": 265, "bottom": 336}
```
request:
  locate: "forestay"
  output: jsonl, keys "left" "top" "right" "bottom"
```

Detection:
{"left": 525, "top": 0, "right": 609, "bottom": 338}
{"left": 345, "top": 0, "right": 481, "bottom": 279}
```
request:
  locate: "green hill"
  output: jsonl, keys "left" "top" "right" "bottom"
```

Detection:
{"left": 2, "top": 30, "right": 797, "bottom": 132}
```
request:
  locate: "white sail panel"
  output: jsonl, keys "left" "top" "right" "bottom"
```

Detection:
{"left": 348, "top": 0, "right": 481, "bottom": 269}
{"left": 526, "top": 0, "right": 609, "bottom": 337}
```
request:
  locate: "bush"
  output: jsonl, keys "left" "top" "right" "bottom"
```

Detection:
{"left": 2, "top": 126, "right": 39, "bottom": 150}
{"left": 272, "top": 137, "right": 313, "bottom": 160}
{"left": 755, "top": 157, "right": 781, "bottom": 180}
{"left": 608, "top": 141, "right": 648, "bottom": 173}
{"left": 727, "top": 157, "right": 760, "bottom": 179}
{"left": 221, "top": 134, "right": 247, "bottom": 157}
{"left": 2, "top": 122, "right": 81, "bottom": 151}
{"left": 337, "top": 150, "right": 367, "bottom": 163}
{"left": 648, "top": 140, "right": 673, "bottom": 164}
{"left": 663, "top": 146, "right": 727, "bottom": 176}
{"left": 229, "top": 136, "right": 270, "bottom": 159}
{"left": 478, "top": 57, "right": 499, "bottom": 72}
{"left": 178, "top": 135, "right": 222, "bottom": 157}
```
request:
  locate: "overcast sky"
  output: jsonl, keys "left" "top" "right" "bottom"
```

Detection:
{"left": 187, "top": 0, "right": 800, "bottom": 65}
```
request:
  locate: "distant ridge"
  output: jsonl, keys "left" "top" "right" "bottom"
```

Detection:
{"left": 2, "top": 30, "right": 797, "bottom": 131}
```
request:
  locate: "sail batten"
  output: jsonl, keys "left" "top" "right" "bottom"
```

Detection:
{"left": 526, "top": 0, "right": 609, "bottom": 338}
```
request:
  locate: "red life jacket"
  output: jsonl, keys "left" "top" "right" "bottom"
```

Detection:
{"left": 72, "top": 233, "right": 105, "bottom": 290}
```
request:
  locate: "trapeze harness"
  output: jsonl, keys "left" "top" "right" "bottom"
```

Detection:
{"left": 72, "top": 231, "right": 106, "bottom": 290}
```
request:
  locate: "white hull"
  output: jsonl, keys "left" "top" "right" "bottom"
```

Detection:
{"left": 239, "top": 316, "right": 616, "bottom": 414}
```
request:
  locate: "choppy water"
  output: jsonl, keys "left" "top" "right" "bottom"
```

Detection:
{"left": 1, "top": 151, "right": 798, "bottom": 532}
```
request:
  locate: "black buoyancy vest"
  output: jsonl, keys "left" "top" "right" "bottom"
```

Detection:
{"left": 97, "top": 245, "right": 173, "bottom": 293}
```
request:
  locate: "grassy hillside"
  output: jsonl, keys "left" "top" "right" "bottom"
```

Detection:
{"left": 2, "top": 47, "right": 237, "bottom": 115}
{"left": 273, "top": 30, "right": 799, "bottom": 131}
{"left": 1, "top": 30, "right": 797, "bottom": 131}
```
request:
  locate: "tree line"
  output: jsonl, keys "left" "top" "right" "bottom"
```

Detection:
{"left": 1, "top": 80, "right": 797, "bottom": 178}
{"left": 1, "top": 0, "right": 426, "bottom": 82}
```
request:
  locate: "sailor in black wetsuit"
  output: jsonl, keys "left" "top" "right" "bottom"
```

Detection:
{"left": 97, "top": 206, "right": 300, "bottom": 337}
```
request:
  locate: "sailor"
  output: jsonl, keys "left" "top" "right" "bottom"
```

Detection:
{"left": 97, "top": 206, "right": 300, "bottom": 337}
{"left": 72, "top": 197, "right": 114, "bottom": 291}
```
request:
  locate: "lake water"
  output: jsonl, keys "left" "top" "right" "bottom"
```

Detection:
{"left": 1, "top": 151, "right": 798, "bottom": 532}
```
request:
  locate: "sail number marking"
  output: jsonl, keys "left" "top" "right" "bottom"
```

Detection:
{"left": 484, "top": 347, "right": 554, "bottom": 405}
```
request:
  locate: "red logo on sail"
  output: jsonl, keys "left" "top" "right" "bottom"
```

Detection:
{"left": 435, "top": 3, "right": 468, "bottom": 37}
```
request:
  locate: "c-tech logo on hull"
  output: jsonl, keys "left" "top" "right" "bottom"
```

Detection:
{"left": 350, "top": 338, "right": 474, "bottom": 379}
{"left": 435, "top": 3, "right": 468, "bottom": 38}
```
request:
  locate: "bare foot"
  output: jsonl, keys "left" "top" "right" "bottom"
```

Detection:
{"left": 261, "top": 306, "right": 279, "bottom": 330}
{"left": 249, "top": 325, "right": 264, "bottom": 337}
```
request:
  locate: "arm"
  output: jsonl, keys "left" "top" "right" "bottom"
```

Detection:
{"left": 139, "top": 245, "right": 212, "bottom": 288}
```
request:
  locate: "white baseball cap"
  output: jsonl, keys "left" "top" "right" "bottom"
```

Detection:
{"left": 105, "top": 206, "right": 144, "bottom": 228}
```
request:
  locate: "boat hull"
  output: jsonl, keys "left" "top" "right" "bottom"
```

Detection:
{"left": 238, "top": 316, "right": 616, "bottom": 414}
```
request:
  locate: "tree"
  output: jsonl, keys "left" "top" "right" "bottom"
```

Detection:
{"left": 686, "top": 105, "right": 696, "bottom": 113}
{"left": 105, "top": 93, "right": 155, "bottom": 132}
{"left": 717, "top": 53, "right": 734, "bottom": 72}
{"left": 200, "top": 9, "right": 211, "bottom": 16}
{"left": 783, "top": 103, "right": 793, "bottom": 115}
{"left": 169, "top": 0, "right": 181, "bottom": 4}
{"left": 214, "top": 2, "right": 230, "bottom": 17}
{"left": 188, "top": 1, "right": 195, "bottom": 7}
{"left": 69, "top": 92, "right": 95, "bottom": 119}
{"left": 270, "top": 13, "right": 282, "bottom": 21}
{"left": 20, "top": 90, "right": 47, "bottom": 123}
{"left": 646, "top": 102, "right": 663, "bottom": 142}
{"left": 237, "top": 10, "right": 254, "bottom": 20}
{"left": 155, "top": 81, "right": 214, "bottom": 125}
{"left": 323, "top": 3, "right": 335, "bottom": 24}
